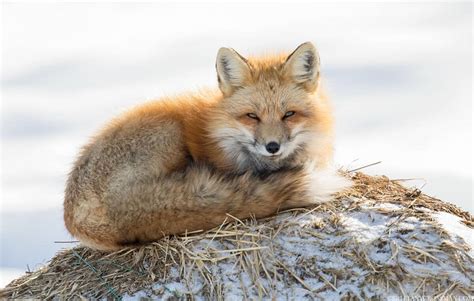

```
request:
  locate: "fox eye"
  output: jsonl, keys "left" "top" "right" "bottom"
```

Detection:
{"left": 246, "top": 113, "right": 260, "bottom": 121}
{"left": 283, "top": 111, "right": 295, "bottom": 119}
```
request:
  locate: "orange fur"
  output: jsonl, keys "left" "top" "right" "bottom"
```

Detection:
{"left": 64, "top": 42, "right": 349, "bottom": 251}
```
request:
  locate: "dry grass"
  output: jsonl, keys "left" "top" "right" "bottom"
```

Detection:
{"left": 1, "top": 172, "right": 473, "bottom": 300}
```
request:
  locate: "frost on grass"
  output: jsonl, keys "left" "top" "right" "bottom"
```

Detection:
{"left": 1, "top": 172, "right": 473, "bottom": 300}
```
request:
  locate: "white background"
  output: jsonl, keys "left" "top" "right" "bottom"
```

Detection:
{"left": 1, "top": 2, "right": 472, "bottom": 287}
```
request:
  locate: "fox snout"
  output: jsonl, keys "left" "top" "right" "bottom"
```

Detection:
{"left": 253, "top": 121, "right": 289, "bottom": 156}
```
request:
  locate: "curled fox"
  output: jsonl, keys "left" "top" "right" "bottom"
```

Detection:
{"left": 64, "top": 42, "right": 350, "bottom": 251}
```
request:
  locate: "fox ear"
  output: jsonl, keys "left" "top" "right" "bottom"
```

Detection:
{"left": 216, "top": 47, "right": 250, "bottom": 96}
{"left": 283, "top": 42, "right": 320, "bottom": 91}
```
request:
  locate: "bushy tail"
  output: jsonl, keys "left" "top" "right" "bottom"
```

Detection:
{"left": 65, "top": 164, "right": 351, "bottom": 251}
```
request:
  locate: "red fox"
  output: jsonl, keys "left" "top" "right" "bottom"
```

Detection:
{"left": 64, "top": 42, "right": 350, "bottom": 251}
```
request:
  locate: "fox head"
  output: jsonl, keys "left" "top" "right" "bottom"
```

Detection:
{"left": 207, "top": 42, "right": 334, "bottom": 173}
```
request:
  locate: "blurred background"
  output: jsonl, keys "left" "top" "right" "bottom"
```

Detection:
{"left": 1, "top": 2, "right": 472, "bottom": 287}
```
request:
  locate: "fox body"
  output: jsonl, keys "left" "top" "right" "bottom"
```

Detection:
{"left": 64, "top": 42, "right": 350, "bottom": 251}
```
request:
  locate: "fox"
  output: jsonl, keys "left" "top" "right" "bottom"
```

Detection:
{"left": 63, "top": 42, "right": 350, "bottom": 251}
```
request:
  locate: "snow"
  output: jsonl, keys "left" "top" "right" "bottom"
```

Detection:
{"left": 1, "top": 2, "right": 472, "bottom": 289}
{"left": 342, "top": 211, "right": 393, "bottom": 243}
{"left": 434, "top": 211, "right": 474, "bottom": 257}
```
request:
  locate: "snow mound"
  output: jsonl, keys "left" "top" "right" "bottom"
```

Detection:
{"left": 1, "top": 172, "right": 473, "bottom": 299}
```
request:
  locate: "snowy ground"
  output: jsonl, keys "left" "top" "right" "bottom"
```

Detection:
{"left": 120, "top": 202, "right": 474, "bottom": 300}
{"left": 1, "top": 3, "right": 472, "bottom": 288}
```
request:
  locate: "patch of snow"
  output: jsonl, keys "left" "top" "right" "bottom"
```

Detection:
{"left": 122, "top": 290, "right": 150, "bottom": 301}
{"left": 433, "top": 211, "right": 474, "bottom": 257}
{"left": 342, "top": 211, "right": 392, "bottom": 243}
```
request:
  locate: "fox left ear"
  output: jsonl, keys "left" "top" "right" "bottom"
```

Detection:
{"left": 283, "top": 42, "right": 320, "bottom": 91}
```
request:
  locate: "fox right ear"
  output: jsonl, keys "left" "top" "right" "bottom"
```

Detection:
{"left": 283, "top": 42, "right": 320, "bottom": 92}
{"left": 216, "top": 47, "right": 251, "bottom": 96}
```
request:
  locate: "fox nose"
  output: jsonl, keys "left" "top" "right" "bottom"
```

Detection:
{"left": 265, "top": 142, "right": 280, "bottom": 154}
